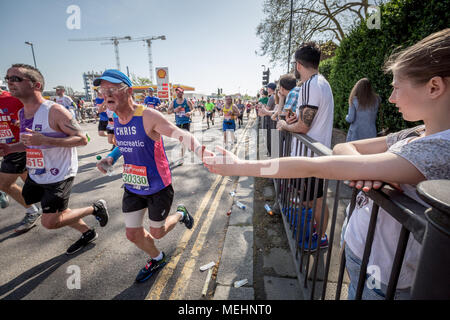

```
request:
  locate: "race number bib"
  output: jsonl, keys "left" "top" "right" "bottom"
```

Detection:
{"left": 176, "top": 107, "right": 186, "bottom": 117}
{"left": 0, "top": 123, "right": 15, "bottom": 143}
{"left": 26, "top": 148, "right": 46, "bottom": 175}
{"left": 123, "top": 164, "right": 150, "bottom": 189}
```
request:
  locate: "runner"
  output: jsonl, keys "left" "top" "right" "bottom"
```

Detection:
{"left": 245, "top": 101, "right": 252, "bottom": 120}
{"left": 144, "top": 87, "right": 161, "bottom": 110}
{"left": 106, "top": 107, "right": 117, "bottom": 150}
{"left": 54, "top": 85, "right": 78, "bottom": 122}
{"left": 236, "top": 98, "right": 245, "bottom": 128}
{"left": 198, "top": 99, "right": 205, "bottom": 120}
{"left": 167, "top": 87, "right": 193, "bottom": 163}
{"left": 204, "top": 98, "right": 215, "bottom": 129}
{"left": 222, "top": 95, "right": 239, "bottom": 149}
{"left": 1, "top": 64, "right": 109, "bottom": 255}
{"left": 0, "top": 85, "right": 42, "bottom": 232}
{"left": 94, "top": 69, "right": 213, "bottom": 282}
{"left": 95, "top": 89, "right": 109, "bottom": 138}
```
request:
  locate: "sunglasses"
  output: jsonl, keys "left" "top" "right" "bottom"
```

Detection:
{"left": 4, "top": 75, "right": 34, "bottom": 83}
{"left": 98, "top": 86, "right": 128, "bottom": 95}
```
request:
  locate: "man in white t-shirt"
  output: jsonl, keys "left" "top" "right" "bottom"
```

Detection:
{"left": 276, "top": 42, "right": 334, "bottom": 251}
{"left": 55, "top": 86, "right": 78, "bottom": 121}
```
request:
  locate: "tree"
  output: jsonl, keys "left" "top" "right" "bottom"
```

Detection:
{"left": 256, "top": 0, "right": 386, "bottom": 65}
{"left": 131, "top": 74, "right": 152, "bottom": 86}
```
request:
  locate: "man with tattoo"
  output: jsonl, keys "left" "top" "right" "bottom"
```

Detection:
{"left": 276, "top": 43, "right": 334, "bottom": 252}
{"left": 0, "top": 64, "right": 109, "bottom": 255}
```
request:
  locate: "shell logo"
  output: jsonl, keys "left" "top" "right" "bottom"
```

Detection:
{"left": 157, "top": 69, "right": 167, "bottom": 79}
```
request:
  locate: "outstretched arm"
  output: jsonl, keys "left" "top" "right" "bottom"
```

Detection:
{"left": 204, "top": 146, "right": 425, "bottom": 186}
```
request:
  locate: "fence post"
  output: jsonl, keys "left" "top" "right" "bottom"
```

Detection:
{"left": 412, "top": 180, "right": 450, "bottom": 299}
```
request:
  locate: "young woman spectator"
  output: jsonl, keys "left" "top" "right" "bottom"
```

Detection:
{"left": 345, "top": 78, "right": 380, "bottom": 141}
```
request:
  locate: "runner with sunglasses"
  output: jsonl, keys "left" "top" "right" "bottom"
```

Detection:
{"left": 1, "top": 64, "right": 109, "bottom": 255}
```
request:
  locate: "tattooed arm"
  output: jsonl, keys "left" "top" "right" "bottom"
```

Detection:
{"left": 277, "top": 105, "right": 318, "bottom": 134}
{"left": 36, "top": 103, "right": 88, "bottom": 147}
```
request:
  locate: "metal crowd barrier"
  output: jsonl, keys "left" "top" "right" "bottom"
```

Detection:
{"left": 258, "top": 116, "right": 450, "bottom": 300}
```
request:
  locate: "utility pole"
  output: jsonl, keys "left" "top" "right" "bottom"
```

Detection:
{"left": 25, "top": 41, "right": 37, "bottom": 68}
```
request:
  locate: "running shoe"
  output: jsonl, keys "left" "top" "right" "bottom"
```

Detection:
{"left": 302, "top": 233, "right": 329, "bottom": 253}
{"left": 135, "top": 252, "right": 167, "bottom": 283}
{"left": 0, "top": 191, "right": 10, "bottom": 209}
{"left": 15, "top": 211, "right": 42, "bottom": 233}
{"left": 92, "top": 199, "right": 109, "bottom": 227}
{"left": 178, "top": 204, "right": 194, "bottom": 229}
{"left": 66, "top": 229, "right": 98, "bottom": 255}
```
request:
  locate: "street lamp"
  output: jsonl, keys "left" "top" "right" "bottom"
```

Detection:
{"left": 25, "top": 41, "right": 37, "bottom": 68}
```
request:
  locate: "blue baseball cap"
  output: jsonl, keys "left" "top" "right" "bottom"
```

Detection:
{"left": 93, "top": 69, "right": 132, "bottom": 87}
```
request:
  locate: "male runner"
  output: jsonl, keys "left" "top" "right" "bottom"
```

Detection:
{"left": 222, "top": 96, "right": 239, "bottom": 149}
{"left": 1, "top": 64, "right": 109, "bottom": 254}
{"left": 94, "top": 70, "right": 213, "bottom": 282}
{"left": 204, "top": 98, "right": 215, "bottom": 129}
{"left": 236, "top": 98, "right": 245, "bottom": 128}
{"left": 144, "top": 87, "right": 161, "bottom": 110}
{"left": 95, "top": 89, "right": 109, "bottom": 138}
{"left": 0, "top": 86, "right": 42, "bottom": 232}
{"left": 55, "top": 85, "right": 78, "bottom": 121}
{"left": 167, "top": 87, "right": 193, "bottom": 163}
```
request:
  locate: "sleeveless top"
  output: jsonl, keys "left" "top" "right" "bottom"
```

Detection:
{"left": 114, "top": 105, "right": 171, "bottom": 195}
{"left": 223, "top": 104, "right": 235, "bottom": 121}
{"left": 173, "top": 99, "right": 191, "bottom": 125}
{"left": 19, "top": 100, "right": 78, "bottom": 184}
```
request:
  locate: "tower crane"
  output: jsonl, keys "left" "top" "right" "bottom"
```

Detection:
{"left": 68, "top": 36, "right": 132, "bottom": 71}
{"left": 122, "top": 35, "right": 166, "bottom": 84}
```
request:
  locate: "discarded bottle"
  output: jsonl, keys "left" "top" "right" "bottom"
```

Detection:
{"left": 235, "top": 201, "right": 246, "bottom": 210}
{"left": 264, "top": 203, "right": 273, "bottom": 216}
{"left": 86, "top": 133, "right": 91, "bottom": 142}
{"left": 96, "top": 155, "right": 114, "bottom": 176}
{"left": 229, "top": 191, "right": 236, "bottom": 197}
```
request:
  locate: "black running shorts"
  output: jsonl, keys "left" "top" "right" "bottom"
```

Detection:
{"left": 0, "top": 152, "right": 27, "bottom": 174}
{"left": 176, "top": 123, "right": 190, "bottom": 132}
{"left": 22, "top": 176, "right": 74, "bottom": 213}
{"left": 98, "top": 120, "right": 108, "bottom": 131}
{"left": 122, "top": 184, "right": 174, "bottom": 223}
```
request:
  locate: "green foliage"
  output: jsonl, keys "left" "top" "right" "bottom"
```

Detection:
{"left": 319, "top": 56, "right": 335, "bottom": 81}
{"left": 327, "top": 0, "right": 450, "bottom": 133}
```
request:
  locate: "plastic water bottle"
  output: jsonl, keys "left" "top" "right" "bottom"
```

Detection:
{"left": 96, "top": 155, "right": 114, "bottom": 176}
{"left": 230, "top": 191, "right": 236, "bottom": 197}
{"left": 264, "top": 203, "right": 273, "bottom": 216}
{"left": 236, "top": 201, "right": 246, "bottom": 210}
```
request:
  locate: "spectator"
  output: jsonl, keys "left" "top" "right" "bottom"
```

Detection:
{"left": 272, "top": 74, "right": 298, "bottom": 120}
{"left": 345, "top": 78, "right": 380, "bottom": 142}
{"left": 276, "top": 42, "right": 335, "bottom": 249}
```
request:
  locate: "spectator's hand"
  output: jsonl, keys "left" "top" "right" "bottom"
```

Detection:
{"left": 186, "top": 112, "right": 191, "bottom": 117}
{"left": 286, "top": 112, "right": 297, "bottom": 124}
{"left": 276, "top": 120, "right": 287, "bottom": 131}
{"left": 96, "top": 157, "right": 114, "bottom": 174}
{"left": 203, "top": 146, "right": 241, "bottom": 176}
{"left": 271, "top": 112, "right": 279, "bottom": 121}
{"left": 347, "top": 180, "right": 403, "bottom": 193}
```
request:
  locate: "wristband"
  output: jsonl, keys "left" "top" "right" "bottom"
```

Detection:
{"left": 107, "top": 146, "right": 122, "bottom": 164}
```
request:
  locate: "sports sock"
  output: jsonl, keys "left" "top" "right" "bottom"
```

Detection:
{"left": 153, "top": 252, "right": 163, "bottom": 261}
{"left": 26, "top": 204, "right": 39, "bottom": 214}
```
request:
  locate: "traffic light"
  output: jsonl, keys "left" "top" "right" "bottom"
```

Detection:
{"left": 262, "top": 68, "right": 270, "bottom": 86}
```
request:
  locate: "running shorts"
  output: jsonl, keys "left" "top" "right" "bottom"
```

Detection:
{"left": 223, "top": 120, "right": 236, "bottom": 132}
{"left": 98, "top": 120, "right": 108, "bottom": 131}
{"left": 0, "top": 152, "right": 27, "bottom": 174}
{"left": 176, "top": 123, "right": 190, "bottom": 131}
{"left": 22, "top": 176, "right": 75, "bottom": 213}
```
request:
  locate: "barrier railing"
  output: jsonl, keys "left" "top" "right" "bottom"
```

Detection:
{"left": 258, "top": 116, "right": 450, "bottom": 300}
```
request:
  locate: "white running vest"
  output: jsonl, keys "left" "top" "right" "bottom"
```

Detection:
{"left": 25, "top": 100, "right": 78, "bottom": 184}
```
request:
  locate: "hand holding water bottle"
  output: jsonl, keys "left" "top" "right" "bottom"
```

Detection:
{"left": 96, "top": 155, "right": 114, "bottom": 176}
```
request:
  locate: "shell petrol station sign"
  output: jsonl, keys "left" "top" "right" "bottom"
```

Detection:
{"left": 156, "top": 67, "right": 169, "bottom": 99}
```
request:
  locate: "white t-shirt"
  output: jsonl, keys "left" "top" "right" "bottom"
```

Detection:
{"left": 55, "top": 95, "right": 75, "bottom": 110}
{"left": 291, "top": 74, "right": 334, "bottom": 156}
{"left": 344, "top": 125, "right": 450, "bottom": 289}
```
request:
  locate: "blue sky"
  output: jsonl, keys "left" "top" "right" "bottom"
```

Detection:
{"left": 1, "top": 0, "right": 286, "bottom": 96}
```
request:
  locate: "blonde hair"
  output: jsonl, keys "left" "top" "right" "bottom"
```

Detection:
{"left": 348, "top": 78, "right": 379, "bottom": 110}
{"left": 384, "top": 28, "right": 450, "bottom": 84}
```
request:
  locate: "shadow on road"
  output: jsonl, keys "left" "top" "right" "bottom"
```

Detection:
{"left": 0, "top": 245, "right": 96, "bottom": 300}
{"left": 112, "top": 268, "right": 162, "bottom": 300}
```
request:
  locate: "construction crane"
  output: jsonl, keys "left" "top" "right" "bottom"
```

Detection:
{"left": 122, "top": 35, "right": 166, "bottom": 84}
{"left": 68, "top": 36, "right": 132, "bottom": 71}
